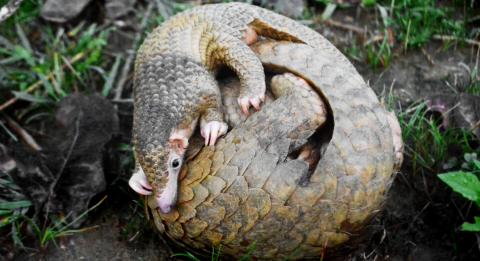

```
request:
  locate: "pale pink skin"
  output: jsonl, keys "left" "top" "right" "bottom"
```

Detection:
{"left": 129, "top": 27, "right": 262, "bottom": 212}
{"left": 128, "top": 168, "right": 152, "bottom": 195}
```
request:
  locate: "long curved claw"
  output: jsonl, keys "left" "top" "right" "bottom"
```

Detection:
{"left": 201, "top": 121, "right": 228, "bottom": 146}
{"left": 250, "top": 97, "right": 262, "bottom": 110}
{"left": 128, "top": 169, "right": 152, "bottom": 195}
{"left": 238, "top": 94, "right": 265, "bottom": 116}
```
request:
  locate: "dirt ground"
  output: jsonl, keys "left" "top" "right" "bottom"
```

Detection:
{"left": 2, "top": 1, "right": 480, "bottom": 261}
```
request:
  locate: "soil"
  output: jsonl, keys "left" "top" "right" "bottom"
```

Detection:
{"left": 3, "top": 2, "right": 480, "bottom": 261}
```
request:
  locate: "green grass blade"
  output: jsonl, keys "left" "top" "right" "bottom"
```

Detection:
{"left": 57, "top": 196, "right": 106, "bottom": 232}
{"left": 0, "top": 209, "right": 13, "bottom": 215}
{"left": 0, "top": 200, "right": 32, "bottom": 210}
{"left": 12, "top": 91, "right": 50, "bottom": 103}
{"left": 102, "top": 55, "right": 122, "bottom": 97}
{"left": 171, "top": 252, "right": 202, "bottom": 261}
{"left": 53, "top": 52, "right": 66, "bottom": 97}
{"left": 238, "top": 241, "right": 256, "bottom": 261}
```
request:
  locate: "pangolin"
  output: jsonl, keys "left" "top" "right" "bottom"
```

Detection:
{"left": 129, "top": 2, "right": 361, "bottom": 213}
{"left": 130, "top": 3, "right": 403, "bottom": 258}
{"left": 144, "top": 40, "right": 403, "bottom": 259}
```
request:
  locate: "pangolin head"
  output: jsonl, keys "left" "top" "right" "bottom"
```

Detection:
{"left": 136, "top": 142, "right": 184, "bottom": 214}
{"left": 133, "top": 53, "right": 215, "bottom": 213}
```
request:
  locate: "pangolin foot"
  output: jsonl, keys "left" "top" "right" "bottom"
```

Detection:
{"left": 128, "top": 168, "right": 152, "bottom": 195}
{"left": 237, "top": 94, "right": 265, "bottom": 116}
{"left": 201, "top": 120, "right": 228, "bottom": 146}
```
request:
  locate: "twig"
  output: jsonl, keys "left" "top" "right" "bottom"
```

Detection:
{"left": 471, "top": 120, "right": 480, "bottom": 133}
{"left": 433, "top": 34, "right": 480, "bottom": 47}
{"left": 409, "top": 202, "right": 431, "bottom": 230}
{"left": 323, "top": 19, "right": 366, "bottom": 36}
{"left": 0, "top": 0, "right": 24, "bottom": 23}
{"left": 111, "top": 98, "right": 133, "bottom": 104}
{"left": 2, "top": 113, "right": 42, "bottom": 151}
{"left": 364, "top": 34, "right": 385, "bottom": 46}
{"left": 0, "top": 119, "right": 17, "bottom": 141}
{"left": 421, "top": 48, "right": 435, "bottom": 66}
{"left": 0, "top": 52, "right": 85, "bottom": 111}
{"left": 114, "top": 3, "right": 154, "bottom": 101}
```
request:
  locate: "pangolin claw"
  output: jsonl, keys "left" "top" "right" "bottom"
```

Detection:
{"left": 238, "top": 94, "right": 265, "bottom": 116}
{"left": 201, "top": 121, "right": 228, "bottom": 146}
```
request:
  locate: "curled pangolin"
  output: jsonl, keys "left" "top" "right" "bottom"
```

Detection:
{"left": 143, "top": 40, "right": 403, "bottom": 259}
{"left": 133, "top": 2, "right": 403, "bottom": 259}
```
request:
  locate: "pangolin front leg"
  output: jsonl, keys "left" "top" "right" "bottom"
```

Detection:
{"left": 208, "top": 27, "right": 266, "bottom": 116}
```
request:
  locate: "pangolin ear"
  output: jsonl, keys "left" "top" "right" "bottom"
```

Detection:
{"left": 168, "top": 138, "right": 188, "bottom": 154}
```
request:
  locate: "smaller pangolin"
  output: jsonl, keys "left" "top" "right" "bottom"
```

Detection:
{"left": 128, "top": 2, "right": 343, "bottom": 213}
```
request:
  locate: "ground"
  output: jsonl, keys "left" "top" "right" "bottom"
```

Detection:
{"left": 0, "top": 0, "right": 479, "bottom": 260}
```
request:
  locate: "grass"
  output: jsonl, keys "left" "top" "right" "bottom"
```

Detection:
{"left": 0, "top": 23, "right": 109, "bottom": 104}
{"left": 384, "top": 83, "right": 477, "bottom": 175}
{"left": 0, "top": 1, "right": 112, "bottom": 119}
{"left": 385, "top": 0, "right": 467, "bottom": 50}
{"left": 172, "top": 241, "right": 257, "bottom": 261}
{"left": 28, "top": 197, "right": 106, "bottom": 248}
{"left": 118, "top": 198, "right": 150, "bottom": 242}
{"left": 0, "top": 0, "right": 42, "bottom": 34}
{"left": 1, "top": 170, "right": 105, "bottom": 252}
{"left": 0, "top": 170, "right": 31, "bottom": 248}
{"left": 465, "top": 66, "right": 480, "bottom": 95}
{"left": 390, "top": 100, "right": 476, "bottom": 175}
{"left": 317, "top": 0, "right": 473, "bottom": 68}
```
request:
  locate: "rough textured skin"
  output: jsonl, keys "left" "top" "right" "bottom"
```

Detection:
{"left": 144, "top": 39, "right": 399, "bottom": 259}
{"left": 135, "top": 2, "right": 400, "bottom": 259}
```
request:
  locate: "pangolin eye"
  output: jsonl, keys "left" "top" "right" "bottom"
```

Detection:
{"left": 171, "top": 159, "right": 180, "bottom": 169}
